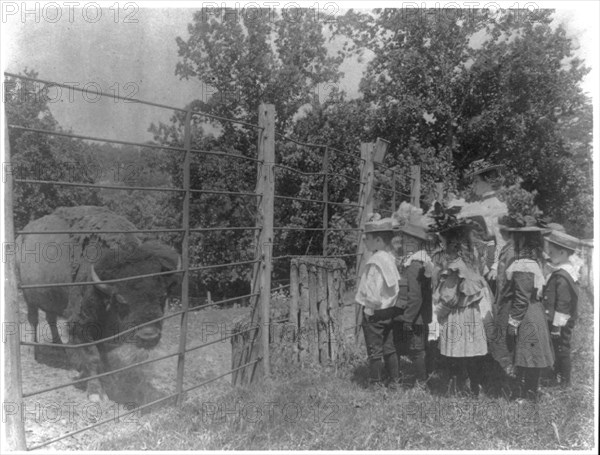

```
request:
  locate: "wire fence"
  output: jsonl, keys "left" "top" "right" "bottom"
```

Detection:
{"left": 4, "top": 72, "right": 415, "bottom": 451}
{"left": 4, "top": 72, "right": 268, "bottom": 451}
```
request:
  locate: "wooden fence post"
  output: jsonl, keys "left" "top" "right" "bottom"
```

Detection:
{"left": 411, "top": 165, "right": 421, "bottom": 208}
{"left": 3, "top": 120, "right": 28, "bottom": 450}
{"left": 322, "top": 147, "right": 329, "bottom": 255}
{"left": 435, "top": 182, "right": 444, "bottom": 202}
{"left": 232, "top": 103, "right": 275, "bottom": 385}
{"left": 354, "top": 142, "right": 374, "bottom": 340}
{"left": 353, "top": 138, "right": 389, "bottom": 340}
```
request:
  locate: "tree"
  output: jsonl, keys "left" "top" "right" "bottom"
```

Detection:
{"left": 334, "top": 8, "right": 592, "bottom": 237}
{"left": 149, "top": 8, "right": 346, "bottom": 298}
{"left": 175, "top": 7, "right": 342, "bottom": 132}
{"left": 5, "top": 70, "right": 100, "bottom": 230}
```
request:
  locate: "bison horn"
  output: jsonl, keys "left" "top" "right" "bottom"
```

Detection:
{"left": 91, "top": 265, "right": 111, "bottom": 294}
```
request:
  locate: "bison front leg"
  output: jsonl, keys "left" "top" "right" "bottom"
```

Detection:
{"left": 69, "top": 324, "right": 109, "bottom": 402}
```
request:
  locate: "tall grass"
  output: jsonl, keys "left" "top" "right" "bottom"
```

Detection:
{"left": 93, "top": 295, "right": 596, "bottom": 450}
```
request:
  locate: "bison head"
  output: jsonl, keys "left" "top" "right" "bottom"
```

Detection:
{"left": 90, "top": 240, "right": 181, "bottom": 349}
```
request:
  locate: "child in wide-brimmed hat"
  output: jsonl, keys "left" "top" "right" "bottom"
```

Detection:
{"left": 355, "top": 214, "right": 402, "bottom": 388}
{"left": 428, "top": 202, "right": 494, "bottom": 396}
{"left": 496, "top": 209, "right": 555, "bottom": 402}
{"left": 391, "top": 203, "right": 435, "bottom": 386}
{"left": 543, "top": 230, "right": 581, "bottom": 387}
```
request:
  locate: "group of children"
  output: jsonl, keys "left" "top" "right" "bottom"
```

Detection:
{"left": 355, "top": 161, "right": 581, "bottom": 402}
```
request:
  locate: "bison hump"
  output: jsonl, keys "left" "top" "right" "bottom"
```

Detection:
{"left": 50, "top": 206, "right": 141, "bottom": 248}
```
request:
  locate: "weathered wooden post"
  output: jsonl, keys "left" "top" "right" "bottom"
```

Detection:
{"left": 322, "top": 146, "right": 329, "bottom": 255}
{"left": 3, "top": 120, "right": 28, "bottom": 450}
{"left": 354, "top": 138, "right": 388, "bottom": 340}
{"left": 435, "top": 182, "right": 444, "bottom": 202}
{"left": 289, "top": 257, "right": 346, "bottom": 363}
{"left": 411, "top": 165, "right": 421, "bottom": 208}
{"left": 232, "top": 104, "right": 275, "bottom": 385}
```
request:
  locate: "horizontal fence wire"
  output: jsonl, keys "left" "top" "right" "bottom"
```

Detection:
{"left": 184, "top": 325, "right": 258, "bottom": 355}
{"left": 373, "top": 184, "right": 411, "bottom": 198}
{"left": 274, "top": 194, "right": 361, "bottom": 209}
{"left": 271, "top": 253, "right": 361, "bottom": 261}
{"left": 7, "top": 124, "right": 261, "bottom": 164}
{"left": 22, "top": 350, "right": 181, "bottom": 398}
{"left": 188, "top": 148, "right": 262, "bottom": 163}
{"left": 15, "top": 178, "right": 185, "bottom": 193}
{"left": 274, "top": 132, "right": 364, "bottom": 164}
{"left": 7, "top": 124, "right": 185, "bottom": 153}
{"left": 190, "top": 188, "right": 259, "bottom": 198}
{"left": 273, "top": 164, "right": 325, "bottom": 178}
{"left": 189, "top": 259, "right": 258, "bottom": 272}
{"left": 26, "top": 358, "right": 262, "bottom": 451}
{"left": 271, "top": 283, "right": 291, "bottom": 291}
{"left": 373, "top": 161, "right": 397, "bottom": 174}
{"left": 273, "top": 226, "right": 361, "bottom": 232}
{"left": 16, "top": 179, "right": 261, "bottom": 199}
{"left": 5, "top": 72, "right": 263, "bottom": 130}
{"left": 274, "top": 162, "right": 365, "bottom": 186}
{"left": 18, "top": 269, "right": 185, "bottom": 291}
{"left": 21, "top": 288, "right": 258, "bottom": 350}
{"left": 329, "top": 173, "right": 365, "bottom": 185}
{"left": 190, "top": 226, "right": 261, "bottom": 233}
{"left": 16, "top": 228, "right": 185, "bottom": 235}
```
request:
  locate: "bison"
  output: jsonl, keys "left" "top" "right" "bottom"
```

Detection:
{"left": 16, "top": 206, "right": 181, "bottom": 402}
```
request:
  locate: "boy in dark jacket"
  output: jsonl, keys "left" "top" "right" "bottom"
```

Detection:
{"left": 543, "top": 230, "right": 581, "bottom": 387}
{"left": 392, "top": 203, "right": 434, "bottom": 385}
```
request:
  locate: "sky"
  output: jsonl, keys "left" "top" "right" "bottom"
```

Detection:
{"left": 1, "top": 1, "right": 599, "bottom": 145}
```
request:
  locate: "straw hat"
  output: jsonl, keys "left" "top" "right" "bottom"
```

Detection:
{"left": 392, "top": 202, "right": 433, "bottom": 241}
{"left": 427, "top": 202, "right": 480, "bottom": 235}
{"left": 545, "top": 230, "right": 580, "bottom": 252}
{"left": 364, "top": 213, "right": 397, "bottom": 233}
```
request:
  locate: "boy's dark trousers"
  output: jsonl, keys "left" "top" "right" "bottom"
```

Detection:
{"left": 361, "top": 307, "right": 402, "bottom": 385}
{"left": 393, "top": 320, "right": 428, "bottom": 383}
{"left": 550, "top": 322, "right": 574, "bottom": 386}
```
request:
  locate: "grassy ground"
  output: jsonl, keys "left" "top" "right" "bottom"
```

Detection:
{"left": 92, "top": 295, "right": 596, "bottom": 451}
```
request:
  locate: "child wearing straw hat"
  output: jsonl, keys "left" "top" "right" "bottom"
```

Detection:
{"left": 355, "top": 214, "right": 402, "bottom": 389}
{"left": 543, "top": 230, "right": 581, "bottom": 387}
{"left": 498, "top": 210, "right": 555, "bottom": 402}
{"left": 428, "top": 203, "right": 493, "bottom": 396}
{"left": 391, "top": 202, "right": 435, "bottom": 386}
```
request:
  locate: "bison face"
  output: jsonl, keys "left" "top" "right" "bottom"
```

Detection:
{"left": 105, "top": 277, "right": 171, "bottom": 348}
{"left": 91, "top": 241, "right": 181, "bottom": 350}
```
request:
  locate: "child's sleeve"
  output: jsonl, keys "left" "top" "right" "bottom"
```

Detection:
{"left": 435, "top": 270, "right": 459, "bottom": 320}
{"left": 356, "top": 264, "right": 384, "bottom": 311}
{"left": 403, "top": 261, "right": 423, "bottom": 323}
{"left": 552, "top": 275, "right": 574, "bottom": 327}
{"left": 508, "top": 271, "right": 533, "bottom": 327}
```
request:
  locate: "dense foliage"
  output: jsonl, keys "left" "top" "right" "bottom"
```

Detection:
{"left": 6, "top": 7, "right": 593, "bottom": 301}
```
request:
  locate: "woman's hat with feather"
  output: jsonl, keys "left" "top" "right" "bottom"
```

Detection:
{"left": 392, "top": 202, "right": 433, "bottom": 241}
{"left": 497, "top": 184, "right": 550, "bottom": 233}
{"left": 427, "top": 201, "right": 480, "bottom": 235}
